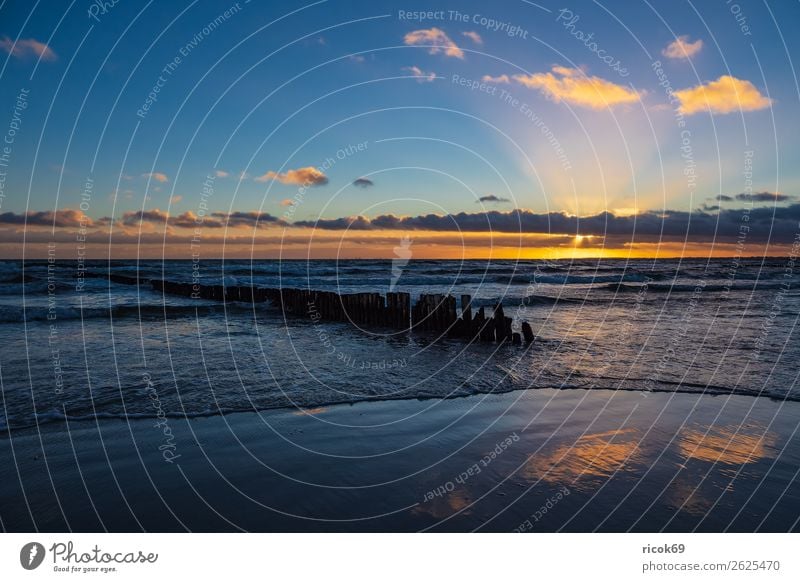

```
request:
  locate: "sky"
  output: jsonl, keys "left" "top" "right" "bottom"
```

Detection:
{"left": 0, "top": 0, "right": 799, "bottom": 259}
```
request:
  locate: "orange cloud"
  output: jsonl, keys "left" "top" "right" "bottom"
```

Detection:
{"left": 662, "top": 35, "right": 703, "bottom": 59}
{"left": 255, "top": 166, "right": 328, "bottom": 186}
{"left": 214, "top": 170, "right": 229, "bottom": 178}
{"left": 482, "top": 74, "right": 510, "bottom": 84}
{"left": 0, "top": 36, "right": 57, "bottom": 61}
{"left": 142, "top": 172, "right": 169, "bottom": 183}
{"left": 674, "top": 75, "right": 772, "bottom": 115}
{"left": 403, "top": 28, "right": 464, "bottom": 59}
{"left": 403, "top": 65, "right": 436, "bottom": 83}
{"left": 513, "top": 66, "right": 641, "bottom": 109}
{"left": 462, "top": 31, "right": 483, "bottom": 45}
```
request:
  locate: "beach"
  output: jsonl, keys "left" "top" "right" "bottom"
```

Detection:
{"left": 2, "top": 388, "right": 798, "bottom": 532}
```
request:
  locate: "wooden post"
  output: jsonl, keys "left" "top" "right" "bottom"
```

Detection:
{"left": 493, "top": 303, "right": 507, "bottom": 341}
{"left": 426, "top": 294, "right": 435, "bottom": 331}
{"left": 472, "top": 306, "right": 483, "bottom": 340}
{"left": 377, "top": 293, "right": 386, "bottom": 326}
{"left": 399, "top": 293, "right": 410, "bottom": 331}
{"left": 446, "top": 295, "right": 457, "bottom": 329}
{"left": 481, "top": 315, "right": 495, "bottom": 342}
{"left": 461, "top": 295, "right": 472, "bottom": 323}
{"left": 433, "top": 294, "right": 444, "bottom": 331}
{"left": 521, "top": 321, "right": 534, "bottom": 343}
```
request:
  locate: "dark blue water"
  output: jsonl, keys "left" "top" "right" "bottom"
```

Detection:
{"left": 1, "top": 258, "right": 799, "bottom": 432}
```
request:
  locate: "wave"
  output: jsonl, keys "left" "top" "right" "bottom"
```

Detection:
{"left": 0, "top": 302, "right": 256, "bottom": 323}
{"left": 473, "top": 295, "right": 586, "bottom": 307}
{"left": 602, "top": 282, "right": 793, "bottom": 293}
{"left": 3, "top": 378, "right": 797, "bottom": 434}
{"left": 491, "top": 272, "right": 659, "bottom": 285}
{"left": 0, "top": 273, "right": 36, "bottom": 284}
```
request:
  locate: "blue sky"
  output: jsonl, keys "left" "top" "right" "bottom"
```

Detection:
{"left": 1, "top": 0, "right": 798, "bottom": 257}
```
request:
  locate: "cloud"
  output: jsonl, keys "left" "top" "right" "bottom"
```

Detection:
{"left": 349, "top": 55, "right": 366, "bottom": 63}
{"left": 403, "top": 65, "right": 436, "bottom": 83}
{"left": 0, "top": 36, "right": 57, "bottom": 61}
{"left": 120, "top": 209, "right": 285, "bottom": 229}
{"left": 255, "top": 166, "right": 328, "bottom": 186}
{"left": 513, "top": 66, "right": 641, "bottom": 109}
{"left": 352, "top": 178, "right": 374, "bottom": 188}
{"left": 662, "top": 35, "right": 703, "bottom": 59}
{"left": 280, "top": 199, "right": 295, "bottom": 207}
{"left": 210, "top": 211, "right": 284, "bottom": 227}
{"left": 403, "top": 28, "right": 464, "bottom": 59}
{"left": 477, "top": 195, "right": 510, "bottom": 203}
{"left": 294, "top": 215, "right": 375, "bottom": 230}
{"left": 120, "top": 209, "right": 211, "bottom": 230}
{"left": 170, "top": 195, "right": 183, "bottom": 204}
{"left": 0, "top": 209, "right": 87, "bottom": 227}
{"left": 169, "top": 211, "right": 209, "bottom": 229}
{"left": 285, "top": 205, "right": 800, "bottom": 243}
{"left": 121, "top": 209, "right": 169, "bottom": 226}
{"left": 462, "top": 31, "right": 483, "bottom": 45}
{"left": 716, "top": 195, "right": 734, "bottom": 202}
{"left": 142, "top": 172, "right": 169, "bottom": 183}
{"left": 214, "top": 170, "right": 229, "bottom": 178}
{"left": 674, "top": 75, "right": 772, "bottom": 115}
{"left": 482, "top": 74, "right": 510, "bottom": 84}
{"left": 736, "top": 191, "right": 794, "bottom": 202}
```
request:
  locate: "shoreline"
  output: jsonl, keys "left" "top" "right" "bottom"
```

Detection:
{"left": 5, "top": 383, "right": 800, "bottom": 436}
{"left": 2, "top": 388, "right": 798, "bottom": 532}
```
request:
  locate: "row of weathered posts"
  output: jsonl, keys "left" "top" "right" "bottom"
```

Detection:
{"left": 150, "top": 279, "right": 535, "bottom": 345}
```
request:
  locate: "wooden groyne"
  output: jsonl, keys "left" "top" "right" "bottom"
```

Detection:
{"left": 151, "top": 279, "right": 533, "bottom": 345}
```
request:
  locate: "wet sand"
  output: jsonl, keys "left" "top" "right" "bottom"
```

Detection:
{"left": 1, "top": 388, "right": 799, "bottom": 532}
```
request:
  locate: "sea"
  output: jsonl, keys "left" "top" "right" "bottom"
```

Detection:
{"left": 1, "top": 257, "right": 799, "bottom": 433}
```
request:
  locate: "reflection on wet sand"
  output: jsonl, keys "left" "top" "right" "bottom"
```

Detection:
{"left": 667, "top": 424, "right": 778, "bottom": 515}
{"left": 678, "top": 424, "right": 777, "bottom": 465}
{"left": 413, "top": 488, "right": 472, "bottom": 520}
{"left": 522, "top": 428, "right": 642, "bottom": 490}
{"left": 666, "top": 476, "right": 715, "bottom": 516}
{"left": 291, "top": 407, "right": 328, "bottom": 416}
